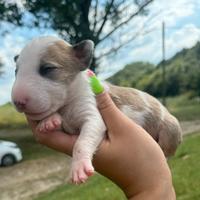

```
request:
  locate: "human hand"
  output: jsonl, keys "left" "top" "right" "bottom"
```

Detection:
{"left": 27, "top": 91, "right": 175, "bottom": 200}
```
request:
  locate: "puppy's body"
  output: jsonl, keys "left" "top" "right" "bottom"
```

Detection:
{"left": 12, "top": 36, "right": 182, "bottom": 184}
{"left": 109, "top": 84, "right": 182, "bottom": 156}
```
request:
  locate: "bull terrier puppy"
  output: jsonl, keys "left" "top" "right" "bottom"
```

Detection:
{"left": 12, "top": 36, "right": 182, "bottom": 184}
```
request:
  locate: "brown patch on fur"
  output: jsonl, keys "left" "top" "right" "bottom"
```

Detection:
{"left": 158, "top": 113, "right": 182, "bottom": 156}
{"left": 109, "top": 84, "right": 182, "bottom": 156}
{"left": 146, "top": 94, "right": 165, "bottom": 118}
{"left": 40, "top": 40, "right": 81, "bottom": 82}
{"left": 109, "top": 84, "right": 160, "bottom": 141}
{"left": 108, "top": 84, "right": 146, "bottom": 111}
{"left": 41, "top": 41, "right": 74, "bottom": 69}
{"left": 142, "top": 93, "right": 164, "bottom": 136}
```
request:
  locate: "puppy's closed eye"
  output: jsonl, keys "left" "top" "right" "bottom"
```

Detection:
{"left": 14, "top": 55, "right": 19, "bottom": 63}
{"left": 39, "top": 64, "right": 58, "bottom": 79}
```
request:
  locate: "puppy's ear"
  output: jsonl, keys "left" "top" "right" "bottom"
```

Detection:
{"left": 14, "top": 55, "right": 19, "bottom": 63}
{"left": 73, "top": 40, "right": 94, "bottom": 71}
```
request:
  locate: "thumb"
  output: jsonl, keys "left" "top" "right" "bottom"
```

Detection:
{"left": 88, "top": 69, "right": 121, "bottom": 121}
{"left": 96, "top": 91, "right": 131, "bottom": 134}
{"left": 88, "top": 69, "right": 134, "bottom": 136}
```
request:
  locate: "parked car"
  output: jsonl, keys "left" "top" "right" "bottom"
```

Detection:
{"left": 0, "top": 140, "right": 22, "bottom": 166}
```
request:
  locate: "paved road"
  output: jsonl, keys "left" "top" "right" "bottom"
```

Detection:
{"left": 180, "top": 120, "right": 200, "bottom": 135}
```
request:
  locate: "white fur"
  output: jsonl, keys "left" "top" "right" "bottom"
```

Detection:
{"left": 61, "top": 72, "right": 106, "bottom": 159}
{"left": 12, "top": 36, "right": 106, "bottom": 183}
{"left": 120, "top": 105, "right": 147, "bottom": 127}
{"left": 159, "top": 102, "right": 166, "bottom": 121}
{"left": 137, "top": 90, "right": 150, "bottom": 107}
{"left": 12, "top": 36, "right": 68, "bottom": 120}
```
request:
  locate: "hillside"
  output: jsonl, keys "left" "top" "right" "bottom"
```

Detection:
{"left": 108, "top": 42, "right": 200, "bottom": 97}
{"left": 108, "top": 62, "right": 155, "bottom": 87}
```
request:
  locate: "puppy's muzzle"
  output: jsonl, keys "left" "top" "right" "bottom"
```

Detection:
{"left": 13, "top": 99, "right": 28, "bottom": 112}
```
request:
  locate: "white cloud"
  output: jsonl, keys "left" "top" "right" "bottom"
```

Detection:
{"left": 0, "top": 32, "right": 30, "bottom": 105}
{"left": 166, "top": 24, "right": 200, "bottom": 58}
{"left": 146, "top": 0, "right": 200, "bottom": 30}
{"left": 128, "top": 23, "right": 200, "bottom": 66}
{"left": 97, "top": 0, "right": 200, "bottom": 75}
{"left": 0, "top": 78, "right": 13, "bottom": 104}
{"left": 123, "top": 0, "right": 200, "bottom": 64}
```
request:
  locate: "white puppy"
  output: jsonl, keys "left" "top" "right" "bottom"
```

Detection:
{"left": 12, "top": 36, "right": 182, "bottom": 184}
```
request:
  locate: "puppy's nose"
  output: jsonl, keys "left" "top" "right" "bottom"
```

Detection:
{"left": 14, "top": 100, "right": 27, "bottom": 111}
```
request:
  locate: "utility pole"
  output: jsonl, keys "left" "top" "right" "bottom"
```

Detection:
{"left": 162, "top": 21, "right": 166, "bottom": 106}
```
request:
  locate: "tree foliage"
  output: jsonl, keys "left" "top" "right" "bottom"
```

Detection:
{"left": 109, "top": 42, "right": 200, "bottom": 97}
{"left": 0, "top": 0, "right": 154, "bottom": 70}
{"left": 108, "top": 61, "right": 155, "bottom": 87}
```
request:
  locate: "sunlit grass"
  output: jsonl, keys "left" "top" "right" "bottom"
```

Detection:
{"left": 169, "top": 133, "right": 200, "bottom": 200}
{"left": 35, "top": 174, "right": 126, "bottom": 200}
{"left": 166, "top": 95, "right": 200, "bottom": 121}
{"left": 0, "top": 103, "right": 27, "bottom": 128}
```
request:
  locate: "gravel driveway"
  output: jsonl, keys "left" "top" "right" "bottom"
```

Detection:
{"left": 0, "top": 155, "right": 71, "bottom": 200}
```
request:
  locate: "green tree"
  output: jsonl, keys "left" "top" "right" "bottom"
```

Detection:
{"left": 0, "top": 0, "right": 154, "bottom": 70}
{"left": 108, "top": 61, "right": 154, "bottom": 87}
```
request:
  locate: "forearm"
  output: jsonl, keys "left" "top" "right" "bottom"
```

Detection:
{"left": 95, "top": 92, "right": 175, "bottom": 199}
{"left": 38, "top": 131, "right": 77, "bottom": 156}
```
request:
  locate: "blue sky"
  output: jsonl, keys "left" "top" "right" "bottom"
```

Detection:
{"left": 0, "top": 0, "right": 200, "bottom": 105}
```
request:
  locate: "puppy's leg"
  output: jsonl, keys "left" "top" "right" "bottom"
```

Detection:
{"left": 70, "top": 117, "right": 106, "bottom": 184}
{"left": 36, "top": 113, "right": 62, "bottom": 133}
{"left": 157, "top": 115, "right": 182, "bottom": 157}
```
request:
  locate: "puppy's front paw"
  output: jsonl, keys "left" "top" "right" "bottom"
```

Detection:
{"left": 70, "top": 158, "right": 94, "bottom": 184}
{"left": 36, "top": 113, "right": 62, "bottom": 133}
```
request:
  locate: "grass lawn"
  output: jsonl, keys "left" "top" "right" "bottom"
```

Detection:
{"left": 35, "top": 174, "right": 126, "bottom": 200}
{"left": 0, "top": 103, "right": 27, "bottom": 129}
{"left": 169, "top": 132, "right": 200, "bottom": 200}
{"left": 32, "top": 132, "right": 200, "bottom": 200}
{"left": 166, "top": 95, "right": 200, "bottom": 121}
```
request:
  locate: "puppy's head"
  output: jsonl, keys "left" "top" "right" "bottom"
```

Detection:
{"left": 12, "top": 36, "right": 94, "bottom": 120}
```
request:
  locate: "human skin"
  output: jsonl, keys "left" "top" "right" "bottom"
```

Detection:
{"left": 27, "top": 92, "right": 176, "bottom": 200}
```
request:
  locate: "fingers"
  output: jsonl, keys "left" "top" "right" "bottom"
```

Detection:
{"left": 26, "top": 117, "right": 77, "bottom": 156}
{"left": 96, "top": 92, "right": 115, "bottom": 111}
{"left": 89, "top": 70, "right": 132, "bottom": 136}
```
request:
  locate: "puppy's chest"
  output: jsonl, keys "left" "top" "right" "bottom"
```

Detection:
{"left": 60, "top": 107, "right": 83, "bottom": 134}
{"left": 59, "top": 97, "right": 97, "bottom": 134}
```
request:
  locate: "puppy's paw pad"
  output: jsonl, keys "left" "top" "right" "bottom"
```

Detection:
{"left": 37, "top": 114, "right": 62, "bottom": 133}
{"left": 70, "top": 159, "right": 94, "bottom": 184}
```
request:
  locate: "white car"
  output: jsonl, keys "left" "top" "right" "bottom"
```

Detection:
{"left": 0, "top": 140, "right": 23, "bottom": 166}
